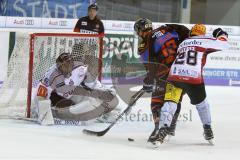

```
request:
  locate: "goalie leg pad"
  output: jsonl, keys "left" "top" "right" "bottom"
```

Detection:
{"left": 53, "top": 96, "right": 119, "bottom": 121}
{"left": 34, "top": 98, "right": 54, "bottom": 125}
{"left": 73, "top": 86, "right": 115, "bottom": 102}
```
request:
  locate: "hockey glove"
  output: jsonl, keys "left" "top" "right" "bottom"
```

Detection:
{"left": 143, "top": 84, "right": 153, "bottom": 93}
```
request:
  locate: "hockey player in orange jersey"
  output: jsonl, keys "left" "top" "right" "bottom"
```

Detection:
{"left": 134, "top": 18, "right": 190, "bottom": 143}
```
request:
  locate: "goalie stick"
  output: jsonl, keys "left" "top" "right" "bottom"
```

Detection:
{"left": 82, "top": 88, "right": 145, "bottom": 136}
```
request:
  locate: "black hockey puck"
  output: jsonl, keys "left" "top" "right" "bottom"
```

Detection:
{"left": 128, "top": 138, "right": 134, "bottom": 142}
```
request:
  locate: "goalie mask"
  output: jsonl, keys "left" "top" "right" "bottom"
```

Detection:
{"left": 56, "top": 53, "right": 74, "bottom": 77}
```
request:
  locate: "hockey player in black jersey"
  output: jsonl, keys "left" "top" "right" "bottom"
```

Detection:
{"left": 134, "top": 18, "right": 190, "bottom": 144}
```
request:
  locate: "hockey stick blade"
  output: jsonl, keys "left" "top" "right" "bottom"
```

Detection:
{"left": 82, "top": 128, "right": 110, "bottom": 137}
{"left": 82, "top": 88, "right": 145, "bottom": 137}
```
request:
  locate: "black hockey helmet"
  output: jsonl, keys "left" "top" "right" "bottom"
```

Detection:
{"left": 56, "top": 53, "right": 74, "bottom": 77}
{"left": 212, "top": 28, "right": 228, "bottom": 38}
{"left": 134, "top": 18, "right": 153, "bottom": 33}
{"left": 88, "top": 3, "right": 98, "bottom": 11}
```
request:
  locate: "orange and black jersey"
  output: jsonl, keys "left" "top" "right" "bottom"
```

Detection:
{"left": 74, "top": 16, "right": 104, "bottom": 35}
{"left": 148, "top": 24, "right": 190, "bottom": 67}
{"left": 143, "top": 24, "right": 190, "bottom": 84}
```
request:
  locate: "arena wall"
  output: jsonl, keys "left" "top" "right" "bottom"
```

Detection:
{"left": 0, "top": 17, "right": 240, "bottom": 87}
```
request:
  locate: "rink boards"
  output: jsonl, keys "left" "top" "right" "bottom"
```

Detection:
{"left": 0, "top": 20, "right": 240, "bottom": 87}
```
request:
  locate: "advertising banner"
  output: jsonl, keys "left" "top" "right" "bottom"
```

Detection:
{"left": 103, "top": 34, "right": 240, "bottom": 87}
{"left": 102, "top": 33, "right": 140, "bottom": 77}
{"left": 1, "top": 17, "right": 240, "bottom": 36}
{"left": 203, "top": 68, "right": 240, "bottom": 87}
{"left": 0, "top": 31, "right": 240, "bottom": 87}
{"left": 5, "top": 16, "right": 41, "bottom": 28}
{"left": 4, "top": 17, "right": 78, "bottom": 29}
{"left": 41, "top": 18, "right": 77, "bottom": 29}
{"left": 1, "top": 0, "right": 90, "bottom": 18}
{"left": 104, "top": 20, "right": 135, "bottom": 32}
{"left": 203, "top": 35, "right": 240, "bottom": 86}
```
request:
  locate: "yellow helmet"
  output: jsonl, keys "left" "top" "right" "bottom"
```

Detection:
{"left": 190, "top": 24, "right": 206, "bottom": 36}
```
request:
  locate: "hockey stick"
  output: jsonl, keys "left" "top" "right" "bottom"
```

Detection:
{"left": 82, "top": 88, "right": 145, "bottom": 136}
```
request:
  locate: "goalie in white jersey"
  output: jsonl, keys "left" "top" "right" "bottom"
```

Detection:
{"left": 148, "top": 24, "right": 229, "bottom": 146}
{"left": 33, "top": 53, "right": 118, "bottom": 125}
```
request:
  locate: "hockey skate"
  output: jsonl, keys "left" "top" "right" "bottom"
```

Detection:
{"left": 147, "top": 127, "right": 169, "bottom": 148}
{"left": 203, "top": 124, "right": 214, "bottom": 145}
{"left": 165, "top": 122, "right": 176, "bottom": 142}
{"left": 147, "top": 126, "right": 159, "bottom": 148}
{"left": 168, "top": 122, "right": 176, "bottom": 136}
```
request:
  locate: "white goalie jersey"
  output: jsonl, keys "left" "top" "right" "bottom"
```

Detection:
{"left": 36, "top": 61, "right": 88, "bottom": 99}
{"left": 168, "top": 35, "right": 229, "bottom": 84}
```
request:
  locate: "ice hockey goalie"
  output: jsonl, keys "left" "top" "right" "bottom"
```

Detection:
{"left": 32, "top": 53, "right": 119, "bottom": 125}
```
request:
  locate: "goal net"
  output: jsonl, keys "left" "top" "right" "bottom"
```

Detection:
{"left": 0, "top": 32, "right": 103, "bottom": 118}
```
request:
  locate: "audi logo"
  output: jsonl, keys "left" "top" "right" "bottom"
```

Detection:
{"left": 59, "top": 21, "right": 67, "bottom": 26}
{"left": 25, "top": 19, "right": 34, "bottom": 25}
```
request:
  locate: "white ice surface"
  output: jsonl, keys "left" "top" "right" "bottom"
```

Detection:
{"left": 0, "top": 86, "right": 240, "bottom": 160}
